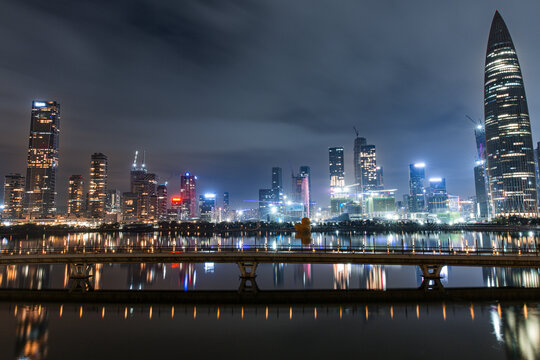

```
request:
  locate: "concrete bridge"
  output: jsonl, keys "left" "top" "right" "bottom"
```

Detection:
{"left": 1, "top": 246, "right": 539, "bottom": 291}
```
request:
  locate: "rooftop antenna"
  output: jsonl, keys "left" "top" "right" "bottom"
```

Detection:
{"left": 353, "top": 126, "right": 359, "bottom": 137}
{"left": 132, "top": 150, "right": 139, "bottom": 169}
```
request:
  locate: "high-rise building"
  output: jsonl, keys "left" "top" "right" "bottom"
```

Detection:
{"left": 24, "top": 101, "right": 60, "bottom": 219}
{"left": 271, "top": 167, "right": 282, "bottom": 191}
{"left": 484, "top": 11, "right": 537, "bottom": 217}
{"left": 199, "top": 193, "right": 216, "bottom": 222}
{"left": 291, "top": 170, "right": 310, "bottom": 218}
{"left": 105, "top": 189, "right": 121, "bottom": 214}
{"left": 360, "top": 144, "right": 378, "bottom": 192}
{"left": 67, "top": 175, "right": 85, "bottom": 217}
{"left": 299, "top": 165, "right": 312, "bottom": 214}
{"left": 88, "top": 153, "right": 108, "bottom": 219}
{"left": 408, "top": 163, "right": 426, "bottom": 213}
{"left": 427, "top": 178, "right": 448, "bottom": 213}
{"left": 121, "top": 192, "right": 138, "bottom": 221}
{"left": 259, "top": 188, "right": 278, "bottom": 221}
{"left": 157, "top": 184, "right": 168, "bottom": 220}
{"left": 376, "top": 166, "right": 384, "bottom": 189}
{"left": 130, "top": 152, "right": 157, "bottom": 220}
{"left": 180, "top": 172, "right": 197, "bottom": 219}
{"left": 3, "top": 174, "right": 25, "bottom": 219}
{"left": 329, "top": 147, "right": 345, "bottom": 191}
{"left": 474, "top": 124, "right": 489, "bottom": 218}
{"left": 223, "top": 192, "right": 230, "bottom": 211}
{"left": 354, "top": 137, "right": 367, "bottom": 189}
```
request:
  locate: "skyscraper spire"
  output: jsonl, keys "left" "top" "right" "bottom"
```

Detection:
{"left": 484, "top": 11, "right": 537, "bottom": 217}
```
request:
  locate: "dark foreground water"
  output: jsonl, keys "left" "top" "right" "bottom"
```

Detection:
{"left": 0, "top": 231, "right": 539, "bottom": 359}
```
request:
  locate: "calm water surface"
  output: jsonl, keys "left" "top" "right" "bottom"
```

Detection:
{"left": 0, "top": 231, "right": 538, "bottom": 359}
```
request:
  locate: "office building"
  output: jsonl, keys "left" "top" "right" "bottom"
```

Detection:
{"left": 329, "top": 147, "right": 345, "bottom": 191}
{"left": 354, "top": 136, "right": 367, "bottom": 189}
{"left": 180, "top": 172, "right": 197, "bottom": 219}
{"left": 199, "top": 193, "right": 216, "bottom": 222}
{"left": 474, "top": 124, "right": 489, "bottom": 218}
{"left": 24, "top": 101, "right": 60, "bottom": 218}
{"left": 3, "top": 174, "right": 25, "bottom": 219}
{"left": 121, "top": 192, "right": 138, "bottom": 221}
{"left": 157, "top": 184, "right": 168, "bottom": 220}
{"left": 67, "top": 175, "right": 85, "bottom": 217}
{"left": 427, "top": 178, "right": 448, "bottom": 213}
{"left": 259, "top": 188, "right": 278, "bottom": 221}
{"left": 105, "top": 189, "right": 121, "bottom": 214}
{"left": 408, "top": 163, "right": 426, "bottom": 213}
{"left": 299, "top": 165, "right": 312, "bottom": 214}
{"left": 360, "top": 144, "right": 378, "bottom": 192}
{"left": 271, "top": 167, "right": 282, "bottom": 191}
{"left": 88, "top": 153, "right": 108, "bottom": 219}
{"left": 484, "top": 11, "right": 537, "bottom": 216}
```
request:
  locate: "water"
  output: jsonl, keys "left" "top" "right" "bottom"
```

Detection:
{"left": 0, "top": 231, "right": 539, "bottom": 359}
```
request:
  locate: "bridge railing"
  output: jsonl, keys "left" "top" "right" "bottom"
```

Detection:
{"left": 0, "top": 243, "right": 538, "bottom": 257}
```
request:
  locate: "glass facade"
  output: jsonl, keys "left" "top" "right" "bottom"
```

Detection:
{"left": 24, "top": 101, "right": 60, "bottom": 219}
{"left": 3, "top": 173, "right": 25, "bottom": 219}
{"left": 329, "top": 147, "right": 345, "bottom": 189}
{"left": 484, "top": 11, "right": 537, "bottom": 217}
{"left": 408, "top": 163, "right": 426, "bottom": 213}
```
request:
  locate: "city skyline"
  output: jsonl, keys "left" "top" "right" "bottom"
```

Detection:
{"left": 2, "top": 3, "right": 540, "bottom": 209}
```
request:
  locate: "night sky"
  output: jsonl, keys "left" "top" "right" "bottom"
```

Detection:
{"left": 2, "top": 0, "right": 540, "bottom": 210}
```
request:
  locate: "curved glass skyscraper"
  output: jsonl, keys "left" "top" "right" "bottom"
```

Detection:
{"left": 484, "top": 11, "right": 537, "bottom": 217}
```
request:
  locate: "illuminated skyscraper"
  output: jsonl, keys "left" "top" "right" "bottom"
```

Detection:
{"left": 408, "top": 163, "right": 426, "bottom": 213}
{"left": 67, "top": 175, "right": 85, "bottom": 217}
{"left": 88, "top": 153, "right": 108, "bottom": 219}
{"left": 354, "top": 136, "right": 366, "bottom": 188}
{"left": 24, "top": 101, "right": 60, "bottom": 218}
{"left": 360, "top": 144, "right": 378, "bottom": 192}
{"left": 157, "top": 184, "right": 168, "bottom": 220}
{"left": 427, "top": 177, "right": 448, "bottom": 213}
{"left": 199, "top": 193, "right": 216, "bottom": 222}
{"left": 484, "top": 11, "right": 537, "bottom": 217}
{"left": 130, "top": 151, "right": 157, "bottom": 220}
{"left": 180, "top": 172, "right": 197, "bottom": 218}
{"left": 329, "top": 147, "right": 345, "bottom": 190}
{"left": 3, "top": 173, "right": 25, "bottom": 219}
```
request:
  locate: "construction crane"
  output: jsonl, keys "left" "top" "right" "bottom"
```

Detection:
{"left": 353, "top": 126, "right": 359, "bottom": 137}
{"left": 132, "top": 151, "right": 139, "bottom": 169}
{"left": 465, "top": 115, "right": 482, "bottom": 127}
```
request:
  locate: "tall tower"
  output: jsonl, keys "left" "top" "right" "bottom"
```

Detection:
{"left": 67, "top": 175, "right": 85, "bottom": 217}
{"left": 329, "top": 147, "right": 345, "bottom": 190}
{"left": 157, "top": 184, "right": 168, "bottom": 220}
{"left": 474, "top": 124, "right": 489, "bottom": 218}
{"left": 408, "top": 163, "right": 426, "bottom": 213}
{"left": 180, "top": 172, "right": 197, "bottom": 218}
{"left": 3, "top": 174, "right": 25, "bottom": 219}
{"left": 360, "top": 144, "right": 378, "bottom": 192}
{"left": 24, "top": 101, "right": 60, "bottom": 219}
{"left": 484, "top": 11, "right": 537, "bottom": 217}
{"left": 354, "top": 136, "right": 366, "bottom": 189}
{"left": 271, "top": 167, "right": 282, "bottom": 191}
{"left": 88, "top": 153, "right": 108, "bottom": 219}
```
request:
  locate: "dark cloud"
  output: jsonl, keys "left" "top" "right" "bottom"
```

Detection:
{"left": 1, "top": 0, "right": 540, "bottom": 209}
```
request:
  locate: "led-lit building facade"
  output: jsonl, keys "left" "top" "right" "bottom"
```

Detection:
{"left": 180, "top": 172, "right": 197, "bottom": 219}
{"left": 67, "top": 175, "right": 85, "bottom": 217}
{"left": 88, "top": 153, "right": 108, "bottom": 219}
{"left": 24, "top": 101, "right": 60, "bottom": 219}
{"left": 484, "top": 11, "right": 537, "bottom": 217}
{"left": 3, "top": 173, "right": 25, "bottom": 219}
{"left": 408, "top": 163, "right": 426, "bottom": 213}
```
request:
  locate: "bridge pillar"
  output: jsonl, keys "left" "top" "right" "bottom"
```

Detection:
{"left": 237, "top": 262, "right": 258, "bottom": 293}
{"left": 419, "top": 265, "right": 444, "bottom": 291}
{"left": 237, "top": 262, "right": 258, "bottom": 279}
{"left": 68, "top": 263, "right": 94, "bottom": 293}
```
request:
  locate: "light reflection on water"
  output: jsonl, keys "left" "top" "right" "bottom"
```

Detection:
{"left": 0, "top": 231, "right": 539, "bottom": 359}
